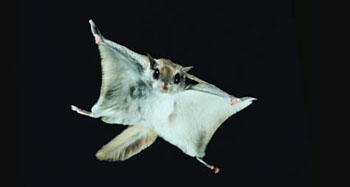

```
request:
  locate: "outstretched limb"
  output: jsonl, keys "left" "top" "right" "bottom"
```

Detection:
{"left": 71, "top": 105, "right": 97, "bottom": 118}
{"left": 196, "top": 157, "right": 220, "bottom": 174}
{"left": 89, "top": 20, "right": 103, "bottom": 44}
{"left": 88, "top": 19, "right": 149, "bottom": 69}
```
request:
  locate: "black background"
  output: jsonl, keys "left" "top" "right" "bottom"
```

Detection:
{"left": 15, "top": 0, "right": 313, "bottom": 186}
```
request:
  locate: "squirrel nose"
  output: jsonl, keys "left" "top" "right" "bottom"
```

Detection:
{"left": 162, "top": 84, "right": 169, "bottom": 92}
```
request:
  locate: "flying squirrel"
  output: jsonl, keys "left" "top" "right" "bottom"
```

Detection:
{"left": 71, "top": 20, "right": 256, "bottom": 174}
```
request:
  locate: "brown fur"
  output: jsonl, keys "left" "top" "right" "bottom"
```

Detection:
{"left": 159, "top": 58, "right": 178, "bottom": 84}
{"left": 160, "top": 66, "right": 173, "bottom": 83}
{"left": 159, "top": 58, "right": 178, "bottom": 69}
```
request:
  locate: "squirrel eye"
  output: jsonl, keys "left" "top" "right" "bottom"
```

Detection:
{"left": 174, "top": 73, "right": 181, "bottom": 84}
{"left": 153, "top": 69, "right": 160, "bottom": 80}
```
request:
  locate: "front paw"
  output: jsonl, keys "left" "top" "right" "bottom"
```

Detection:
{"left": 95, "top": 36, "right": 102, "bottom": 44}
{"left": 230, "top": 98, "right": 238, "bottom": 105}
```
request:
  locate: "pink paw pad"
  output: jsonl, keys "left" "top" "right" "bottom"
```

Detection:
{"left": 209, "top": 165, "right": 220, "bottom": 174}
{"left": 213, "top": 167, "right": 220, "bottom": 174}
{"left": 230, "top": 98, "right": 238, "bottom": 105}
{"left": 95, "top": 36, "right": 102, "bottom": 44}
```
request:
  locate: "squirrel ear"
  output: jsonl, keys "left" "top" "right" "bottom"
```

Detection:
{"left": 147, "top": 53, "right": 157, "bottom": 69}
{"left": 182, "top": 66, "right": 194, "bottom": 73}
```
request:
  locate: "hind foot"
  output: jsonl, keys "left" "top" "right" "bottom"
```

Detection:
{"left": 71, "top": 105, "right": 96, "bottom": 118}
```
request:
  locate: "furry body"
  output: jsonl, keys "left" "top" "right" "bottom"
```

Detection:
{"left": 71, "top": 20, "right": 256, "bottom": 173}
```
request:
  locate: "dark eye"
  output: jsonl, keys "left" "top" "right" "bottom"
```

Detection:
{"left": 174, "top": 73, "right": 181, "bottom": 84}
{"left": 153, "top": 69, "right": 160, "bottom": 80}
